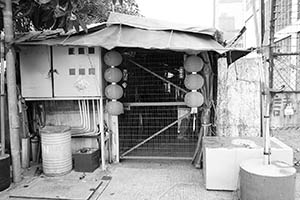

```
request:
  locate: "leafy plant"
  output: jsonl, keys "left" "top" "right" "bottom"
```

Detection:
{"left": 0, "top": 0, "right": 140, "bottom": 32}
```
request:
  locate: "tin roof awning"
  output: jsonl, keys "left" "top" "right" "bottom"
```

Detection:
{"left": 15, "top": 13, "right": 247, "bottom": 56}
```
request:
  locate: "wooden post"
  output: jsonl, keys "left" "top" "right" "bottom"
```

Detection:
{"left": 3, "top": 0, "right": 22, "bottom": 182}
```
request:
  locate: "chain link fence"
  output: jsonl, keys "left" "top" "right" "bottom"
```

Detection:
{"left": 273, "top": 54, "right": 300, "bottom": 91}
{"left": 272, "top": 0, "right": 300, "bottom": 92}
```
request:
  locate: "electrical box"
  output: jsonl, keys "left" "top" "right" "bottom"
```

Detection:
{"left": 19, "top": 46, "right": 52, "bottom": 98}
{"left": 52, "top": 46, "right": 101, "bottom": 97}
{"left": 19, "top": 45, "right": 102, "bottom": 99}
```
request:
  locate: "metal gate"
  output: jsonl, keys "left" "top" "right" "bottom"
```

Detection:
{"left": 118, "top": 50, "right": 199, "bottom": 159}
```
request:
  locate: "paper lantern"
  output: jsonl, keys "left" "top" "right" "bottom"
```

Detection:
{"left": 104, "top": 67, "right": 122, "bottom": 83}
{"left": 184, "top": 91, "right": 204, "bottom": 108}
{"left": 184, "top": 56, "right": 204, "bottom": 73}
{"left": 104, "top": 51, "right": 123, "bottom": 66}
{"left": 105, "top": 84, "right": 124, "bottom": 100}
{"left": 106, "top": 101, "right": 124, "bottom": 115}
{"left": 184, "top": 74, "right": 204, "bottom": 90}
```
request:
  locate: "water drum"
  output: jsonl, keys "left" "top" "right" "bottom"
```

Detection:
{"left": 41, "top": 125, "right": 72, "bottom": 176}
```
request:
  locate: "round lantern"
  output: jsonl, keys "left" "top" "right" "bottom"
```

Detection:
{"left": 184, "top": 91, "right": 204, "bottom": 108}
{"left": 104, "top": 67, "right": 123, "bottom": 83}
{"left": 105, "top": 84, "right": 124, "bottom": 100}
{"left": 184, "top": 55, "right": 204, "bottom": 73}
{"left": 106, "top": 101, "right": 124, "bottom": 115}
{"left": 104, "top": 51, "right": 123, "bottom": 66}
{"left": 184, "top": 74, "right": 204, "bottom": 90}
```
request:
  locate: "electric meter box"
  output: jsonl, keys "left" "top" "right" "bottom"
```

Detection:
{"left": 19, "top": 45, "right": 102, "bottom": 98}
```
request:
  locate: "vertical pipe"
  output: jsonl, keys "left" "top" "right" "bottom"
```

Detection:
{"left": 99, "top": 48, "right": 106, "bottom": 170}
{"left": 3, "top": 0, "right": 22, "bottom": 182}
{"left": 0, "top": 32, "right": 5, "bottom": 156}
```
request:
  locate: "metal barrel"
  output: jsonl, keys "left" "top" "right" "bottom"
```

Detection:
{"left": 0, "top": 154, "right": 11, "bottom": 191}
{"left": 41, "top": 126, "right": 72, "bottom": 176}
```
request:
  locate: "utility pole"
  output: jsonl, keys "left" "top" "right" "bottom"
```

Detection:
{"left": 3, "top": 0, "right": 22, "bottom": 182}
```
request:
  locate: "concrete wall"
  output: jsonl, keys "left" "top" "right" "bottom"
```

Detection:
{"left": 216, "top": 55, "right": 261, "bottom": 136}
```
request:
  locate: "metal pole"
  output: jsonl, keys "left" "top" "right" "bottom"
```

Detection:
{"left": 262, "top": 0, "right": 276, "bottom": 165}
{"left": 0, "top": 32, "right": 5, "bottom": 156}
{"left": 252, "top": 0, "right": 271, "bottom": 165}
{"left": 3, "top": 0, "right": 22, "bottom": 182}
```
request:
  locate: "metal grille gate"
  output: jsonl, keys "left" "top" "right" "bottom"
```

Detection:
{"left": 118, "top": 50, "right": 198, "bottom": 159}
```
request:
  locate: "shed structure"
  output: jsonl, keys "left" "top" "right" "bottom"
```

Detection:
{"left": 16, "top": 13, "right": 247, "bottom": 167}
